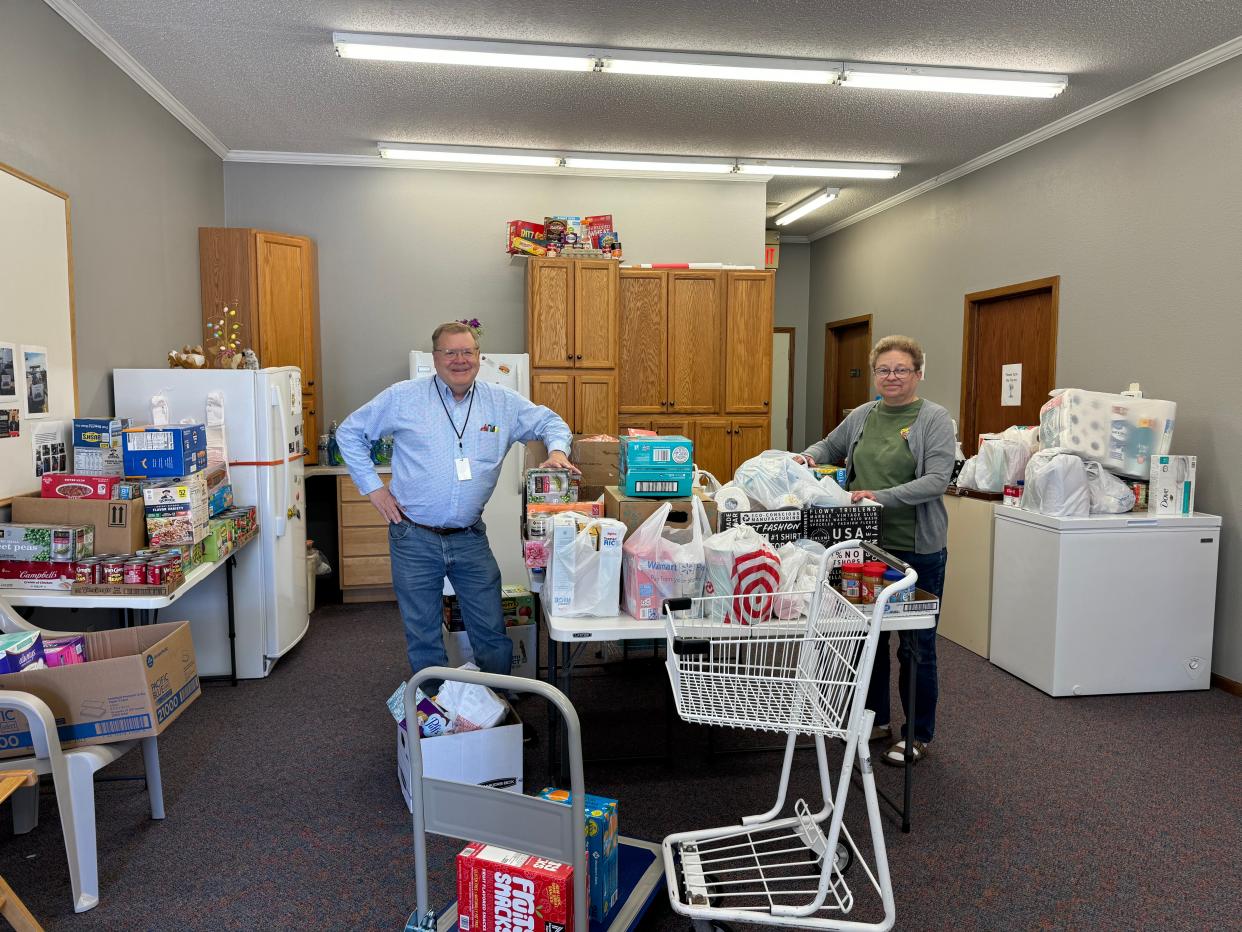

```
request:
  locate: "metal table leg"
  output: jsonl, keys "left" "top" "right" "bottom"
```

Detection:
{"left": 225, "top": 554, "right": 238, "bottom": 687}
{"left": 901, "top": 637, "right": 918, "bottom": 833}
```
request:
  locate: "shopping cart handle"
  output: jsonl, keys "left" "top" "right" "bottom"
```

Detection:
{"left": 673, "top": 638, "right": 710, "bottom": 657}
{"left": 860, "top": 541, "right": 912, "bottom": 573}
{"left": 665, "top": 597, "right": 693, "bottom": 613}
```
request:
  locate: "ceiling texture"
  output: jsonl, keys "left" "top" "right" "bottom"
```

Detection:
{"left": 61, "top": 0, "right": 1242, "bottom": 236}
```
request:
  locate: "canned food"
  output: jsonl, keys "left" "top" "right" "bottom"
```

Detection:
{"left": 124, "top": 561, "right": 148, "bottom": 585}
{"left": 102, "top": 560, "right": 126, "bottom": 585}
{"left": 146, "top": 562, "right": 167, "bottom": 586}
{"left": 74, "top": 562, "right": 95, "bottom": 584}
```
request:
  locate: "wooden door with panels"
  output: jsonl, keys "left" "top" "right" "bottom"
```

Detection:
{"left": 667, "top": 272, "right": 723, "bottom": 414}
{"left": 617, "top": 270, "right": 667, "bottom": 414}
{"left": 724, "top": 271, "right": 774, "bottom": 415}
{"left": 256, "top": 233, "right": 319, "bottom": 457}
{"left": 527, "top": 259, "right": 574, "bottom": 368}
{"left": 961, "top": 277, "right": 1059, "bottom": 456}
{"left": 532, "top": 372, "right": 573, "bottom": 427}
{"left": 575, "top": 373, "right": 617, "bottom": 435}
{"left": 731, "top": 418, "right": 770, "bottom": 472}
{"left": 693, "top": 418, "right": 731, "bottom": 485}
{"left": 823, "top": 315, "right": 873, "bottom": 437}
{"left": 573, "top": 261, "right": 618, "bottom": 368}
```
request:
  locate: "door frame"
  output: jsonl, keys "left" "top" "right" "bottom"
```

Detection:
{"left": 960, "top": 276, "right": 1059, "bottom": 453}
{"left": 773, "top": 326, "right": 796, "bottom": 449}
{"left": 823, "top": 314, "right": 872, "bottom": 437}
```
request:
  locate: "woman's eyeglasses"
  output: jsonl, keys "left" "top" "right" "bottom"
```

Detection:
{"left": 873, "top": 367, "right": 916, "bottom": 379}
{"left": 435, "top": 349, "right": 478, "bottom": 360}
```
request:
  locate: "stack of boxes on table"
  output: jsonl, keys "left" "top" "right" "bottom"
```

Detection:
{"left": 0, "top": 417, "right": 256, "bottom": 595}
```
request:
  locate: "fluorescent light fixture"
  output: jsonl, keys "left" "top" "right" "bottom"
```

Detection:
{"left": 379, "top": 143, "right": 561, "bottom": 166}
{"left": 840, "top": 62, "right": 1068, "bottom": 98}
{"left": 334, "top": 32, "right": 595, "bottom": 72}
{"left": 737, "top": 158, "right": 901, "bottom": 179}
{"left": 775, "top": 188, "right": 840, "bottom": 226}
{"left": 562, "top": 153, "right": 736, "bottom": 174}
{"left": 602, "top": 50, "right": 838, "bottom": 84}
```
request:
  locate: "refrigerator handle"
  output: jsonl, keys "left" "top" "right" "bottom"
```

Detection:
{"left": 271, "top": 384, "right": 289, "bottom": 537}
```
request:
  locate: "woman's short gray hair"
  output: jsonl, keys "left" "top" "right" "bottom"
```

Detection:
{"left": 870, "top": 334, "right": 925, "bottom": 372}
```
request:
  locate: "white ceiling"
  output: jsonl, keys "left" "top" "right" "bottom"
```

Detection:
{"left": 58, "top": 0, "right": 1242, "bottom": 236}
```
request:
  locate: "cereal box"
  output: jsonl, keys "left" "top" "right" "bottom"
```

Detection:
{"left": 457, "top": 842, "right": 574, "bottom": 932}
{"left": 537, "top": 788, "right": 619, "bottom": 921}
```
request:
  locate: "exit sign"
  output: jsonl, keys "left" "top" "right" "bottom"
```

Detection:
{"left": 764, "top": 244, "right": 780, "bottom": 269}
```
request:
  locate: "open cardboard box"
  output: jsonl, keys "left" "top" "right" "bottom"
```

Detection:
{"left": 396, "top": 703, "right": 523, "bottom": 812}
{"left": 11, "top": 491, "right": 147, "bottom": 555}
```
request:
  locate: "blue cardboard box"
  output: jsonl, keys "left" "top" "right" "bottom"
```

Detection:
{"left": 72, "top": 417, "right": 130, "bottom": 450}
{"left": 208, "top": 483, "right": 234, "bottom": 517}
{"left": 537, "top": 787, "right": 619, "bottom": 921}
{"left": 122, "top": 424, "right": 208, "bottom": 478}
{"left": 621, "top": 467, "right": 693, "bottom": 498}
{"left": 619, "top": 435, "right": 693, "bottom": 471}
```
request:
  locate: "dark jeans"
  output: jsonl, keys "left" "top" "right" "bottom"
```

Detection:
{"left": 865, "top": 547, "right": 947, "bottom": 744}
{"left": 388, "top": 519, "right": 511, "bottom": 691}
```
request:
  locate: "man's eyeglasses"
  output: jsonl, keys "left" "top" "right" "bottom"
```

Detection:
{"left": 873, "top": 366, "right": 916, "bottom": 379}
{"left": 435, "top": 349, "right": 478, "bottom": 360}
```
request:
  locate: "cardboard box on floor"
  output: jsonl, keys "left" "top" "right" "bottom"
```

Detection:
{"left": 0, "top": 621, "right": 199, "bottom": 759}
{"left": 11, "top": 492, "right": 147, "bottom": 555}
{"left": 442, "top": 623, "right": 537, "bottom": 679}
{"left": 396, "top": 705, "right": 523, "bottom": 812}
{"left": 524, "top": 434, "right": 620, "bottom": 501}
{"left": 603, "top": 486, "right": 718, "bottom": 540}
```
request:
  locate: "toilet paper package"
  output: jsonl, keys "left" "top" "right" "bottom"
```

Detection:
{"left": 1039, "top": 389, "right": 1176, "bottom": 478}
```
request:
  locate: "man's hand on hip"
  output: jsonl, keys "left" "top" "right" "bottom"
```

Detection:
{"left": 368, "top": 486, "right": 406, "bottom": 524}
{"left": 540, "top": 450, "right": 581, "bottom": 475}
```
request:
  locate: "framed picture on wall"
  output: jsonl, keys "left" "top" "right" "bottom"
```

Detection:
{"left": 21, "top": 344, "right": 49, "bottom": 417}
{"left": 0, "top": 343, "right": 16, "bottom": 402}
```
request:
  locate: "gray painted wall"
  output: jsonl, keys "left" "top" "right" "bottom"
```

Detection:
{"left": 0, "top": 0, "right": 223, "bottom": 415}
{"left": 223, "top": 163, "right": 766, "bottom": 424}
{"left": 774, "top": 242, "right": 810, "bottom": 451}
{"left": 808, "top": 54, "right": 1242, "bottom": 681}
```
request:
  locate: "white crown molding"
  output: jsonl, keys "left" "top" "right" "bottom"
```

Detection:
{"left": 225, "top": 149, "right": 773, "bottom": 182}
{"left": 809, "top": 32, "right": 1242, "bottom": 241}
{"left": 45, "top": 0, "right": 229, "bottom": 159}
{"left": 777, "top": 234, "right": 811, "bottom": 244}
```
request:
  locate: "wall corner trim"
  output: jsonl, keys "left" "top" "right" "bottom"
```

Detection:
{"left": 44, "top": 0, "right": 229, "bottom": 159}
{"left": 807, "top": 33, "right": 1242, "bottom": 242}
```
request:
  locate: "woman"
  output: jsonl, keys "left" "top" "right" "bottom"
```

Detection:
{"left": 796, "top": 335, "right": 954, "bottom": 765}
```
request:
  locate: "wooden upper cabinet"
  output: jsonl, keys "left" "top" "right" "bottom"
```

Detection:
{"left": 667, "top": 272, "right": 723, "bottom": 414}
{"left": 256, "top": 233, "right": 314, "bottom": 375}
{"left": 731, "top": 418, "right": 770, "bottom": 471}
{"left": 531, "top": 371, "right": 573, "bottom": 427}
{"left": 617, "top": 270, "right": 667, "bottom": 414}
{"left": 574, "top": 261, "right": 618, "bottom": 368}
{"left": 694, "top": 418, "right": 731, "bottom": 483}
{"left": 724, "top": 271, "right": 774, "bottom": 415}
{"left": 527, "top": 259, "right": 574, "bottom": 368}
{"left": 575, "top": 372, "right": 617, "bottom": 436}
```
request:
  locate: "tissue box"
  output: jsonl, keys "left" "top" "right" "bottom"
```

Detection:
{"left": 0, "top": 632, "right": 45, "bottom": 674}
{"left": 123, "top": 424, "right": 208, "bottom": 477}
{"left": 44, "top": 635, "right": 87, "bottom": 667}
{"left": 536, "top": 788, "right": 619, "bottom": 921}
{"left": 1149, "top": 455, "right": 1196, "bottom": 515}
{"left": 40, "top": 474, "right": 121, "bottom": 500}
{"left": 456, "top": 841, "right": 573, "bottom": 932}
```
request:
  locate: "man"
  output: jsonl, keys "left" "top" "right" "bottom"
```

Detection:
{"left": 337, "top": 322, "right": 575, "bottom": 687}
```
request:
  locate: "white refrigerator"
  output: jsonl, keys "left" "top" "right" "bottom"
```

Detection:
{"left": 409, "top": 352, "right": 529, "bottom": 587}
{"left": 989, "top": 504, "right": 1221, "bottom": 696}
{"left": 112, "top": 367, "right": 309, "bottom": 679}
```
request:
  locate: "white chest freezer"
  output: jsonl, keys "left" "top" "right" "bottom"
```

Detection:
{"left": 989, "top": 505, "right": 1221, "bottom": 696}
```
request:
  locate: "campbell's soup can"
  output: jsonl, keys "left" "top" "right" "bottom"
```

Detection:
{"left": 1003, "top": 484, "right": 1022, "bottom": 506}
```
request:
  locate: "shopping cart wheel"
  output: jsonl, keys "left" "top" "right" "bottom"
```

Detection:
{"left": 834, "top": 840, "right": 854, "bottom": 875}
{"left": 690, "top": 921, "right": 735, "bottom": 932}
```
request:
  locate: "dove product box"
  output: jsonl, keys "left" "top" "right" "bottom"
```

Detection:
{"left": 536, "top": 788, "right": 619, "bottom": 921}
{"left": 1149, "top": 455, "right": 1196, "bottom": 516}
{"left": 0, "top": 631, "right": 46, "bottom": 675}
{"left": 0, "top": 621, "right": 199, "bottom": 758}
{"left": 122, "top": 424, "right": 208, "bottom": 478}
{"left": 72, "top": 417, "right": 130, "bottom": 450}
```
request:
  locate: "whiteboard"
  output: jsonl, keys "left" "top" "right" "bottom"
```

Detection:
{"left": 0, "top": 163, "right": 78, "bottom": 505}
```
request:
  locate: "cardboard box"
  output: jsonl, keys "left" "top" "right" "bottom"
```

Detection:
{"left": 0, "top": 621, "right": 199, "bottom": 758}
{"left": 1149, "top": 455, "right": 1196, "bottom": 515}
{"left": 396, "top": 706, "right": 523, "bottom": 812}
{"left": 0, "top": 632, "right": 45, "bottom": 674}
{"left": 603, "top": 485, "right": 717, "bottom": 540}
{"left": 801, "top": 505, "right": 883, "bottom": 548}
{"left": 443, "top": 584, "right": 536, "bottom": 631}
{"left": 456, "top": 841, "right": 573, "bottom": 932}
{"left": 122, "top": 424, "right": 208, "bottom": 478}
{"left": 11, "top": 493, "right": 147, "bottom": 556}
{"left": 144, "top": 473, "right": 210, "bottom": 546}
{"left": 537, "top": 788, "right": 619, "bottom": 922}
{"left": 72, "top": 447, "right": 124, "bottom": 477}
{"left": 40, "top": 474, "right": 121, "bottom": 500}
{"left": 621, "top": 467, "right": 694, "bottom": 498}
{"left": 0, "top": 522, "right": 94, "bottom": 562}
{"left": 201, "top": 518, "right": 237, "bottom": 562}
{"left": 525, "top": 435, "right": 621, "bottom": 491}
{"left": 442, "top": 623, "right": 537, "bottom": 679}
{"left": 72, "top": 417, "right": 130, "bottom": 450}
{"left": 620, "top": 435, "right": 693, "bottom": 470}
{"left": 0, "top": 561, "right": 78, "bottom": 591}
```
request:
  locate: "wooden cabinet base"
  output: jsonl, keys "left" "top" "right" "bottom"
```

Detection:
{"left": 342, "top": 586, "right": 397, "bottom": 604}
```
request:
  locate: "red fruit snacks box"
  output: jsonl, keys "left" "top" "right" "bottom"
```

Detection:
{"left": 457, "top": 841, "right": 574, "bottom": 932}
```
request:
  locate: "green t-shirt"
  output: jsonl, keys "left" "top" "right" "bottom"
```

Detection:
{"left": 850, "top": 400, "right": 923, "bottom": 550}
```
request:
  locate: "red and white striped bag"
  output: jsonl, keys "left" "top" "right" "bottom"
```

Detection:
{"left": 703, "top": 523, "right": 781, "bottom": 624}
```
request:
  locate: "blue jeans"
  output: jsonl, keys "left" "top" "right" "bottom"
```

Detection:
{"left": 865, "top": 548, "right": 947, "bottom": 745}
{"left": 388, "top": 519, "right": 512, "bottom": 686}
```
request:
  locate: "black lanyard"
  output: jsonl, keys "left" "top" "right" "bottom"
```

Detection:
{"left": 434, "top": 377, "right": 475, "bottom": 454}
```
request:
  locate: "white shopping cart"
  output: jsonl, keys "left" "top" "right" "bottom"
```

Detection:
{"left": 661, "top": 539, "right": 915, "bottom": 932}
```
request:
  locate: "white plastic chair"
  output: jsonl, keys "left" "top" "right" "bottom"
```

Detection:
{"left": 0, "top": 604, "right": 164, "bottom": 912}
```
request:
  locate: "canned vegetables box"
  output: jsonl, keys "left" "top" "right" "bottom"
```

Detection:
{"left": 202, "top": 518, "right": 237, "bottom": 562}
{"left": 72, "top": 417, "right": 130, "bottom": 450}
{"left": 0, "top": 523, "right": 93, "bottom": 562}
{"left": 0, "top": 621, "right": 199, "bottom": 758}
{"left": 0, "top": 561, "right": 79, "bottom": 590}
{"left": 122, "top": 424, "right": 208, "bottom": 478}
{"left": 456, "top": 841, "right": 574, "bottom": 932}
{"left": 537, "top": 788, "right": 619, "bottom": 922}
{"left": 526, "top": 468, "right": 579, "bottom": 504}
{"left": 620, "top": 435, "right": 693, "bottom": 470}
{"left": 0, "top": 631, "right": 46, "bottom": 674}
{"left": 443, "top": 584, "right": 535, "bottom": 632}
{"left": 40, "top": 473, "right": 120, "bottom": 500}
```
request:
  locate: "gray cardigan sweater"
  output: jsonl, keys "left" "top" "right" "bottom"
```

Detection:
{"left": 802, "top": 399, "right": 955, "bottom": 554}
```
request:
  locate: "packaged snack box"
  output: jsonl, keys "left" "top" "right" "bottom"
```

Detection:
{"left": 122, "top": 424, "right": 208, "bottom": 478}
{"left": 41, "top": 474, "right": 121, "bottom": 500}
{"left": 457, "top": 841, "right": 574, "bottom": 932}
{"left": 537, "top": 788, "right": 619, "bottom": 921}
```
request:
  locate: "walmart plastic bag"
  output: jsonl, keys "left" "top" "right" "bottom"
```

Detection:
{"left": 703, "top": 522, "right": 781, "bottom": 624}
{"left": 1022, "top": 448, "right": 1089, "bottom": 517}
{"left": 1084, "top": 462, "right": 1136, "bottom": 514}
{"left": 733, "top": 450, "right": 854, "bottom": 509}
{"left": 622, "top": 496, "right": 709, "bottom": 620}
{"left": 547, "top": 515, "right": 626, "bottom": 617}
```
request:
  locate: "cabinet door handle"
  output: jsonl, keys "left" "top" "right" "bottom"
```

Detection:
{"left": 308, "top": 410, "right": 316, "bottom": 416}
{"left": 763, "top": 400, "right": 769, "bottom": 406}
{"left": 307, "top": 381, "right": 315, "bottom": 387}
{"left": 669, "top": 401, "right": 675, "bottom": 408}
{"left": 566, "top": 354, "right": 574, "bottom": 360}
{"left": 576, "top": 354, "right": 583, "bottom": 360}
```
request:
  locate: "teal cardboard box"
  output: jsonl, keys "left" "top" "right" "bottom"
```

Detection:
{"left": 537, "top": 787, "right": 619, "bottom": 921}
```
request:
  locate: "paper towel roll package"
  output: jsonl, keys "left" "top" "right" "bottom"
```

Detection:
{"left": 715, "top": 486, "right": 751, "bottom": 513}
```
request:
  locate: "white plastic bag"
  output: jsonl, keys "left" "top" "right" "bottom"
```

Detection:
{"left": 772, "top": 540, "right": 825, "bottom": 620}
{"left": 1022, "top": 448, "right": 1090, "bottom": 517}
{"left": 547, "top": 515, "right": 626, "bottom": 617}
{"left": 733, "top": 450, "right": 853, "bottom": 509}
{"left": 703, "top": 523, "right": 781, "bottom": 624}
{"left": 1084, "top": 462, "right": 1137, "bottom": 514}
{"left": 956, "top": 456, "right": 979, "bottom": 490}
{"left": 973, "top": 442, "right": 1008, "bottom": 492}
{"left": 435, "top": 664, "right": 507, "bottom": 733}
{"left": 622, "top": 496, "right": 710, "bottom": 620}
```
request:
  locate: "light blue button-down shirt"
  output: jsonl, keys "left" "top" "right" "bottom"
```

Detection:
{"left": 337, "top": 376, "right": 572, "bottom": 528}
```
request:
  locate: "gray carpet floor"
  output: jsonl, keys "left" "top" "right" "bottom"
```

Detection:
{"left": 2, "top": 600, "right": 1239, "bottom": 930}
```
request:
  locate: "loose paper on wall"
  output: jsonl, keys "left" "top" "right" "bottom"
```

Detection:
{"left": 1001, "top": 363, "right": 1022, "bottom": 407}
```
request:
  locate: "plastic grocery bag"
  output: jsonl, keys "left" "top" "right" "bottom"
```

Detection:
{"left": 703, "top": 522, "right": 781, "bottom": 624}
{"left": 436, "top": 664, "right": 507, "bottom": 733}
{"left": 1022, "top": 448, "right": 1090, "bottom": 517}
{"left": 622, "top": 496, "right": 709, "bottom": 620}
{"left": 1084, "top": 462, "right": 1136, "bottom": 514}
{"left": 956, "top": 456, "right": 979, "bottom": 490}
{"left": 772, "top": 540, "right": 825, "bottom": 620}
{"left": 733, "top": 450, "right": 852, "bottom": 509}
{"left": 547, "top": 515, "right": 626, "bottom": 617}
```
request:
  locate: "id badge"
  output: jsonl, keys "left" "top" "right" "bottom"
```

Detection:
{"left": 455, "top": 457, "right": 472, "bottom": 481}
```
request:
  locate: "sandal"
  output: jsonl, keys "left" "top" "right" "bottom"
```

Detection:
{"left": 869, "top": 724, "right": 892, "bottom": 742}
{"left": 881, "top": 739, "right": 927, "bottom": 766}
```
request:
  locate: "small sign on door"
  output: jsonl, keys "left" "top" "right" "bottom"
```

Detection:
{"left": 1001, "top": 363, "right": 1022, "bottom": 407}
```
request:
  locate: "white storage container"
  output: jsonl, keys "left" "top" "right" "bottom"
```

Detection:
{"left": 1038, "top": 389, "right": 1176, "bottom": 478}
